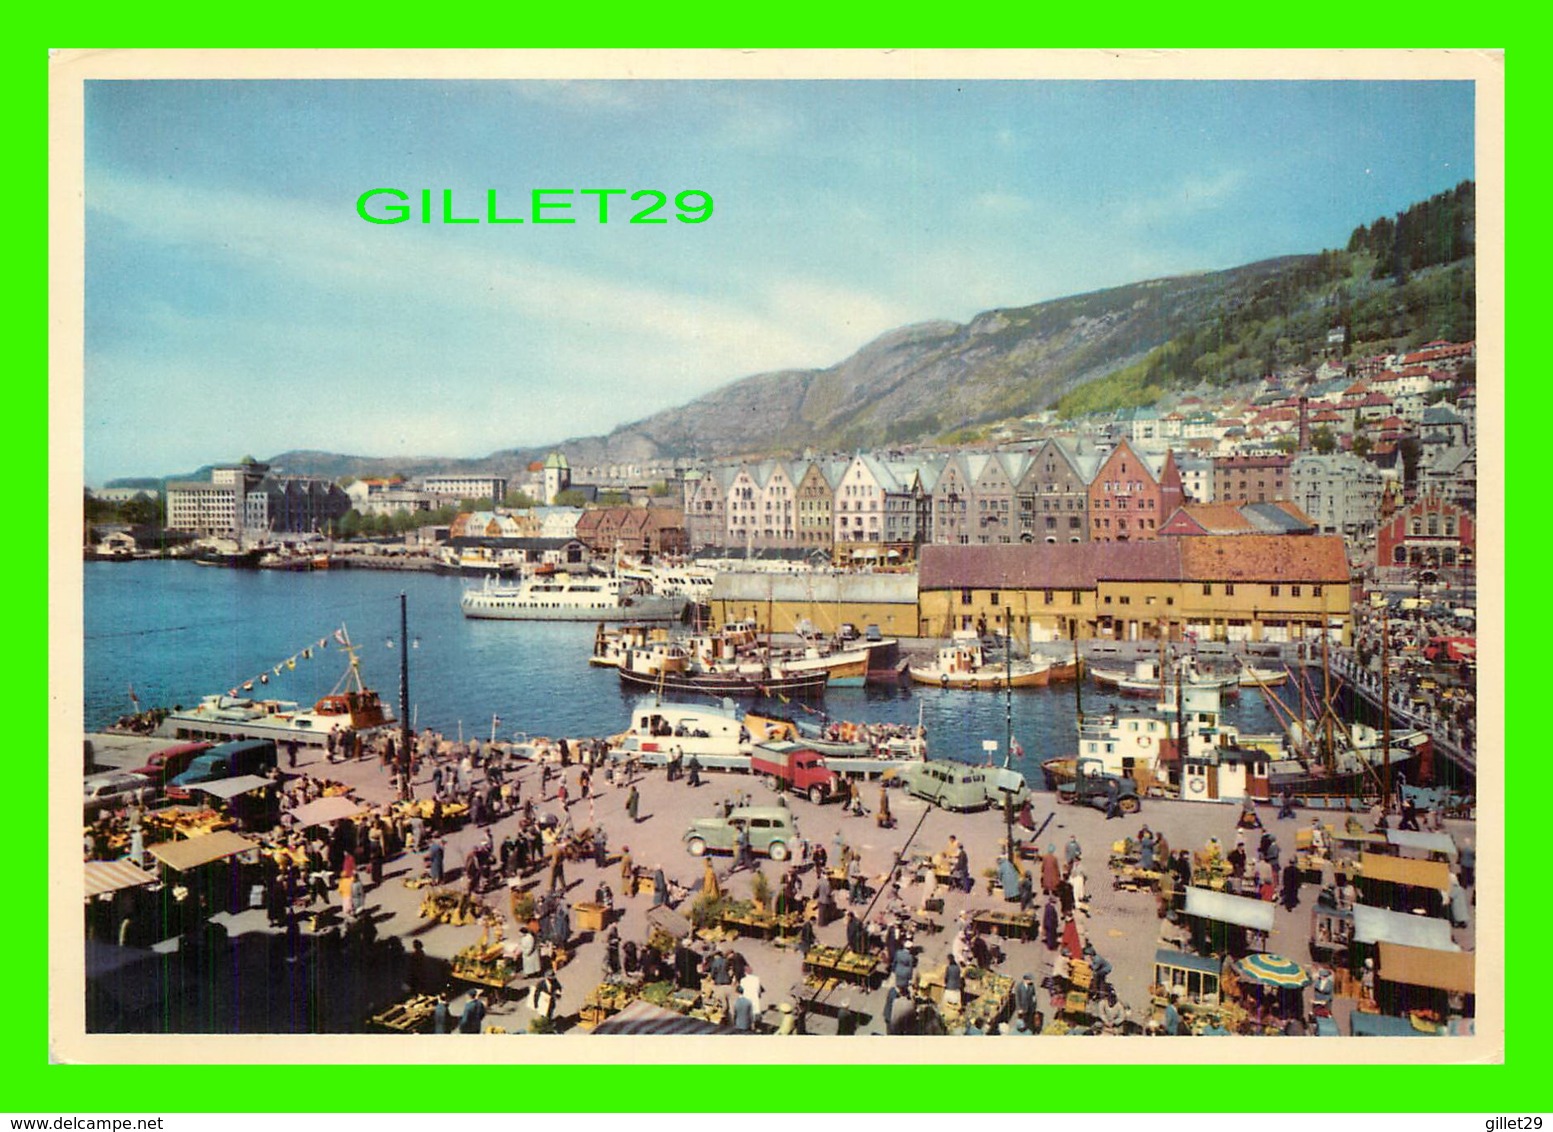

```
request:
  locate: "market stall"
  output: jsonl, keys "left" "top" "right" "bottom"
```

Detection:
{"left": 1382, "top": 830, "right": 1459, "bottom": 863}
{"left": 1181, "top": 886, "right": 1274, "bottom": 957}
{"left": 191, "top": 774, "right": 279, "bottom": 831}
{"left": 1354, "top": 852, "right": 1450, "bottom": 916}
{"left": 84, "top": 859, "right": 159, "bottom": 900}
{"left": 1375, "top": 941, "right": 1474, "bottom": 1024}
{"left": 1149, "top": 948, "right": 1223, "bottom": 1026}
{"left": 590, "top": 997, "right": 727, "bottom": 1035}
{"left": 1232, "top": 953, "right": 1312, "bottom": 1029}
{"left": 971, "top": 907, "right": 1038, "bottom": 941}
{"left": 148, "top": 829, "right": 262, "bottom": 925}
{"left": 288, "top": 794, "right": 367, "bottom": 830}
{"left": 1349, "top": 903, "right": 1459, "bottom": 974}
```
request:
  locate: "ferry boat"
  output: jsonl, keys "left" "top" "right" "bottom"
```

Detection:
{"left": 460, "top": 573, "right": 688, "bottom": 622}
{"left": 909, "top": 634, "right": 1051, "bottom": 690}
{"left": 153, "top": 627, "right": 393, "bottom": 747}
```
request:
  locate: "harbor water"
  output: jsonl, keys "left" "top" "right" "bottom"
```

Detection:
{"left": 84, "top": 560, "right": 1312, "bottom": 781}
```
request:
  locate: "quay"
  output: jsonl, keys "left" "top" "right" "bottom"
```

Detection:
{"left": 82, "top": 718, "right": 1477, "bottom": 1039}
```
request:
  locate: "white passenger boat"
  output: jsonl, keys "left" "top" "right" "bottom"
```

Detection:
{"left": 460, "top": 573, "right": 688, "bottom": 622}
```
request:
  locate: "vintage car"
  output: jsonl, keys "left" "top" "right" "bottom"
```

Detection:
{"left": 683, "top": 805, "right": 802, "bottom": 862}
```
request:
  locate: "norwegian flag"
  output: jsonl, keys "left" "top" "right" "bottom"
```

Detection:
{"left": 1011, "top": 737, "right": 1025, "bottom": 760}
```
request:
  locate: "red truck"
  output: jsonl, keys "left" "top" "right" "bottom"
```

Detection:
{"left": 750, "top": 741, "right": 844, "bottom": 805}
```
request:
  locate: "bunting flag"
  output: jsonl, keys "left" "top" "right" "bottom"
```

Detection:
{"left": 273, "top": 665, "right": 283, "bottom": 677}
{"left": 334, "top": 629, "right": 348, "bottom": 646}
{"left": 318, "top": 637, "right": 328, "bottom": 650}
{"left": 302, "top": 648, "right": 313, "bottom": 660}
{"left": 228, "top": 688, "right": 239, "bottom": 697}
{"left": 1011, "top": 738, "right": 1025, "bottom": 760}
{"left": 242, "top": 681, "right": 255, "bottom": 692}
{"left": 286, "top": 657, "right": 297, "bottom": 670}
{"left": 259, "top": 673, "right": 269, "bottom": 685}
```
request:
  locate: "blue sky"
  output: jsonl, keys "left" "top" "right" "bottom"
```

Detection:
{"left": 84, "top": 78, "right": 1474, "bottom": 484}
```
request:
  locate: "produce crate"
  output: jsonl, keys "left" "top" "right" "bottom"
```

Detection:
{"left": 574, "top": 902, "right": 608, "bottom": 932}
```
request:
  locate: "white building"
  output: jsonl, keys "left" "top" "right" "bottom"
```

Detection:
{"left": 421, "top": 474, "right": 509, "bottom": 502}
{"left": 1288, "top": 451, "right": 1384, "bottom": 546}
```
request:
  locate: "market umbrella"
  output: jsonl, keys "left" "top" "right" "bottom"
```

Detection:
{"left": 1234, "top": 953, "right": 1312, "bottom": 989}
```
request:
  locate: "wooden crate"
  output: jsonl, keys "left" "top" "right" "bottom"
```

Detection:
{"left": 574, "top": 902, "right": 608, "bottom": 932}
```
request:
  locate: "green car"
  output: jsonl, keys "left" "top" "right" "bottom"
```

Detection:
{"left": 683, "top": 805, "right": 802, "bottom": 862}
{"left": 894, "top": 759, "right": 1029, "bottom": 813}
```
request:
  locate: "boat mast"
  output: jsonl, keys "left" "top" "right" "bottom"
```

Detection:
{"left": 1320, "top": 611, "right": 1334, "bottom": 779}
{"left": 1072, "top": 623, "right": 1084, "bottom": 729}
{"left": 1380, "top": 615, "right": 1392, "bottom": 811}
{"left": 1004, "top": 603, "right": 1013, "bottom": 769}
{"left": 398, "top": 592, "right": 412, "bottom": 802}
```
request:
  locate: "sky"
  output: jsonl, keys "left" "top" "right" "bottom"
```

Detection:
{"left": 82, "top": 76, "right": 1475, "bottom": 484}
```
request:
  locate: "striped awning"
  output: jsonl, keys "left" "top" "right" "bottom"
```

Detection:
{"left": 589, "top": 998, "right": 727, "bottom": 1036}
{"left": 84, "top": 859, "right": 159, "bottom": 898}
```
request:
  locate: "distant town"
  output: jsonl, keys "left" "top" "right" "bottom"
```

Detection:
{"left": 86, "top": 336, "right": 1475, "bottom": 646}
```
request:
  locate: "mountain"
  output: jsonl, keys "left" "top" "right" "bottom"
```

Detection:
{"left": 117, "top": 183, "right": 1473, "bottom": 485}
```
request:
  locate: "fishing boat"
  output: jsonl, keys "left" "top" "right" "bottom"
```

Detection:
{"left": 1089, "top": 657, "right": 1240, "bottom": 697}
{"left": 153, "top": 626, "right": 393, "bottom": 747}
{"left": 190, "top": 536, "right": 271, "bottom": 569}
{"left": 1238, "top": 663, "right": 1289, "bottom": 688}
{"left": 460, "top": 572, "right": 688, "bottom": 622}
{"left": 614, "top": 641, "right": 831, "bottom": 699}
{"left": 909, "top": 634, "right": 1051, "bottom": 690}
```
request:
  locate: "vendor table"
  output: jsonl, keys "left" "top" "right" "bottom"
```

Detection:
{"left": 1113, "top": 865, "right": 1163, "bottom": 892}
{"left": 972, "top": 908, "right": 1038, "bottom": 941}
{"left": 803, "top": 945, "right": 882, "bottom": 989}
{"left": 367, "top": 993, "right": 439, "bottom": 1033}
{"left": 720, "top": 908, "right": 803, "bottom": 941}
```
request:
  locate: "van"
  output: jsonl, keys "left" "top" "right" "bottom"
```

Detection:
{"left": 128, "top": 740, "right": 213, "bottom": 786}
{"left": 167, "top": 738, "right": 276, "bottom": 800}
{"left": 897, "top": 760, "right": 993, "bottom": 812}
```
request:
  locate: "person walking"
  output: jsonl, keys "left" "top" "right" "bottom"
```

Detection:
{"left": 651, "top": 865, "right": 668, "bottom": 907}
{"left": 626, "top": 785, "right": 640, "bottom": 824}
{"left": 458, "top": 988, "right": 487, "bottom": 1034}
{"left": 686, "top": 755, "right": 702, "bottom": 788}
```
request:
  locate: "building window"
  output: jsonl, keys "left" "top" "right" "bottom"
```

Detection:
{"left": 1312, "top": 585, "right": 1323, "bottom": 597}
{"left": 1269, "top": 585, "right": 1281, "bottom": 597}
{"left": 990, "top": 592, "right": 1001, "bottom": 606}
{"left": 1225, "top": 584, "right": 1235, "bottom": 596}
{"left": 1043, "top": 589, "right": 1054, "bottom": 605}
{"left": 1291, "top": 585, "right": 1302, "bottom": 597}
{"left": 1119, "top": 596, "right": 1130, "bottom": 605}
{"left": 1202, "top": 584, "right": 1212, "bottom": 596}
{"left": 1071, "top": 591, "right": 1082, "bottom": 604}
{"left": 960, "top": 588, "right": 973, "bottom": 606}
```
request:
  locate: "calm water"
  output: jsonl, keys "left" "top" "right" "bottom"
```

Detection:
{"left": 82, "top": 561, "right": 1307, "bottom": 778}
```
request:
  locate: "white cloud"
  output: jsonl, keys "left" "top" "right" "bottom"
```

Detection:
{"left": 1117, "top": 168, "right": 1248, "bottom": 227}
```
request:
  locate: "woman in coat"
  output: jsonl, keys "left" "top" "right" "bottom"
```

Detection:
{"left": 518, "top": 927, "right": 542, "bottom": 977}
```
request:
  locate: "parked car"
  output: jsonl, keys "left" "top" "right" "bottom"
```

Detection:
{"left": 128, "top": 740, "right": 212, "bottom": 786}
{"left": 895, "top": 760, "right": 993, "bottom": 812}
{"left": 683, "top": 805, "right": 802, "bottom": 862}
{"left": 83, "top": 771, "right": 157, "bottom": 816}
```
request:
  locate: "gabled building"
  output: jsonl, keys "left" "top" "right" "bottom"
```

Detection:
{"left": 832, "top": 454, "right": 896, "bottom": 549}
{"left": 1087, "top": 440, "right": 1181, "bottom": 541}
{"left": 930, "top": 453, "right": 976, "bottom": 545}
{"left": 795, "top": 461, "right": 840, "bottom": 553}
{"left": 686, "top": 466, "right": 734, "bottom": 550}
{"left": 1015, "top": 438, "right": 1094, "bottom": 544}
{"left": 1376, "top": 493, "right": 1475, "bottom": 578}
{"left": 968, "top": 452, "right": 1022, "bottom": 545}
